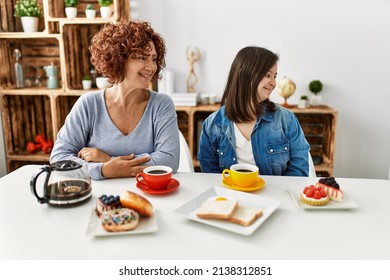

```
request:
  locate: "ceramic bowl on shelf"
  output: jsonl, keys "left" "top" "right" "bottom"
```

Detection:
{"left": 96, "top": 77, "right": 112, "bottom": 89}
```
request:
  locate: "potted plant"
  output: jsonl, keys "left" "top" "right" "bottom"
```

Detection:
{"left": 85, "top": 4, "right": 96, "bottom": 19}
{"left": 82, "top": 75, "right": 92, "bottom": 90}
{"left": 99, "top": 0, "right": 113, "bottom": 19}
{"left": 308, "top": 79, "right": 323, "bottom": 106}
{"left": 298, "top": 95, "right": 309, "bottom": 109}
{"left": 14, "top": 0, "right": 43, "bottom": 32}
{"left": 65, "top": 0, "right": 78, "bottom": 20}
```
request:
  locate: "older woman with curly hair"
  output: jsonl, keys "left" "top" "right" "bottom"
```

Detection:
{"left": 50, "top": 21, "right": 179, "bottom": 180}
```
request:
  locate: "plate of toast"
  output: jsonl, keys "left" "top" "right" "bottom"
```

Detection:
{"left": 173, "top": 186, "right": 281, "bottom": 236}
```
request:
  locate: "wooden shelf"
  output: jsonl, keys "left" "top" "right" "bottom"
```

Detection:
{"left": 7, "top": 153, "right": 50, "bottom": 162}
{"left": 0, "top": 88, "right": 64, "bottom": 95}
{"left": 49, "top": 18, "right": 116, "bottom": 24}
{"left": 0, "top": 32, "right": 60, "bottom": 39}
{"left": 289, "top": 104, "right": 337, "bottom": 114}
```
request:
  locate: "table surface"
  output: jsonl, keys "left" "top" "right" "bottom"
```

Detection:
{"left": 1, "top": 165, "right": 389, "bottom": 260}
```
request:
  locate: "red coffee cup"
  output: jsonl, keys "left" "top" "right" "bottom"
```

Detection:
{"left": 136, "top": 166, "right": 173, "bottom": 190}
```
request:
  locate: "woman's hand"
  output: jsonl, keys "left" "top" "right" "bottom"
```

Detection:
{"left": 78, "top": 147, "right": 111, "bottom": 163}
{"left": 101, "top": 154, "right": 151, "bottom": 178}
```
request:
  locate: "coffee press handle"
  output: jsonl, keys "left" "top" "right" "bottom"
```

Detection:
{"left": 30, "top": 166, "right": 52, "bottom": 204}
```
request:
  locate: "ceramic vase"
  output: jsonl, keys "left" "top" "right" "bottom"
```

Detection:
{"left": 100, "top": 6, "right": 112, "bottom": 19}
{"left": 85, "top": 9, "right": 96, "bottom": 19}
{"left": 310, "top": 95, "right": 322, "bottom": 106}
{"left": 298, "top": 99, "right": 309, "bottom": 109}
{"left": 21, "top": 17, "right": 38, "bottom": 32}
{"left": 65, "top": 7, "right": 77, "bottom": 19}
{"left": 82, "top": 80, "right": 92, "bottom": 90}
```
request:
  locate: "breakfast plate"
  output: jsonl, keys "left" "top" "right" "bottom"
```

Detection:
{"left": 222, "top": 177, "right": 265, "bottom": 192}
{"left": 136, "top": 178, "right": 180, "bottom": 195}
{"left": 86, "top": 207, "right": 158, "bottom": 237}
{"left": 173, "top": 186, "right": 281, "bottom": 236}
{"left": 286, "top": 185, "right": 359, "bottom": 210}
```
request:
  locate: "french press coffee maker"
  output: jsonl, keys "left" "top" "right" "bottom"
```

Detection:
{"left": 30, "top": 160, "right": 92, "bottom": 207}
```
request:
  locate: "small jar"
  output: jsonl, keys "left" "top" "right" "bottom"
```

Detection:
{"left": 209, "top": 94, "right": 216, "bottom": 105}
{"left": 200, "top": 94, "right": 209, "bottom": 105}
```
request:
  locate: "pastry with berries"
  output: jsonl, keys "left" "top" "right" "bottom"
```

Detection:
{"left": 300, "top": 184, "right": 329, "bottom": 206}
{"left": 95, "top": 194, "right": 122, "bottom": 217}
{"left": 317, "top": 177, "right": 343, "bottom": 202}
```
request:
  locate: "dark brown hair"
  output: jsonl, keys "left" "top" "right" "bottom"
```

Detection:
{"left": 221, "top": 46, "right": 279, "bottom": 123}
{"left": 89, "top": 21, "right": 166, "bottom": 83}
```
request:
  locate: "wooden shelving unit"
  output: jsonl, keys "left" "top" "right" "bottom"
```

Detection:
{"left": 0, "top": 0, "right": 131, "bottom": 172}
{"left": 177, "top": 104, "right": 337, "bottom": 176}
{"left": 175, "top": 103, "right": 220, "bottom": 169}
{"left": 290, "top": 105, "right": 338, "bottom": 177}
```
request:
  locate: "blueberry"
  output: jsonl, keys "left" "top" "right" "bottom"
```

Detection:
{"left": 101, "top": 194, "right": 107, "bottom": 200}
{"left": 319, "top": 178, "right": 326, "bottom": 183}
{"left": 332, "top": 183, "right": 340, "bottom": 189}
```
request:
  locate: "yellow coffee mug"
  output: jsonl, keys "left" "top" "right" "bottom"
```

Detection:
{"left": 222, "top": 163, "right": 259, "bottom": 187}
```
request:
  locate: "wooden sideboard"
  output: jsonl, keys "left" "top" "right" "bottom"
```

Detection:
{"left": 177, "top": 104, "right": 337, "bottom": 176}
{"left": 175, "top": 103, "right": 220, "bottom": 169}
{"left": 289, "top": 105, "right": 337, "bottom": 177}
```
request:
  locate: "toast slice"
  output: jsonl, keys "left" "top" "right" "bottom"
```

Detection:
{"left": 196, "top": 200, "right": 238, "bottom": 220}
{"left": 227, "top": 205, "right": 263, "bottom": 226}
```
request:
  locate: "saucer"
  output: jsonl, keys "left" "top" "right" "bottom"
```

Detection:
{"left": 222, "top": 177, "right": 265, "bottom": 192}
{"left": 136, "top": 178, "right": 180, "bottom": 195}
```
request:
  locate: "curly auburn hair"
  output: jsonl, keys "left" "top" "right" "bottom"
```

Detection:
{"left": 89, "top": 21, "right": 166, "bottom": 84}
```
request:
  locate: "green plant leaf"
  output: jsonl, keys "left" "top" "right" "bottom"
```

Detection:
{"left": 14, "top": 0, "right": 43, "bottom": 17}
{"left": 64, "top": 0, "right": 79, "bottom": 8}
{"left": 99, "top": 0, "right": 113, "bottom": 7}
{"left": 309, "top": 80, "right": 323, "bottom": 95}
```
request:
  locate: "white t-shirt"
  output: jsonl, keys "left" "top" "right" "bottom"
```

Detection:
{"left": 233, "top": 123, "right": 256, "bottom": 165}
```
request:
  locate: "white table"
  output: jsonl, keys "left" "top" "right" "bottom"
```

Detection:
{"left": 1, "top": 165, "right": 389, "bottom": 260}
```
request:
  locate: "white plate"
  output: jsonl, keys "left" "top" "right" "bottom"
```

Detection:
{"left": 173, "top": 186, "right": 281, "bottom": 236}
{"left": 287, "top": 185, "right": 359, "bottom": 210}
{"left": 86, "top": 208, "right": 158, "bottom": 237}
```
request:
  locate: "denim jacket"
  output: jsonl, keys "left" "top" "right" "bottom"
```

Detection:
{"left": 198, "top": 105, "right": 310, "bottom": 176}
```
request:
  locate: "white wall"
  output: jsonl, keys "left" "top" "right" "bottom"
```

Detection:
{"left": 136, "top": 0, "right": 390, "bottom": 179}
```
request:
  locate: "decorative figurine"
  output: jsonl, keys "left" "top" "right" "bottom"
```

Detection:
{"left": 14, "top": 49, "right": 24, "bottom": 88}
{"left": 186, "top": 46, "right": 201, "bottom": 93}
